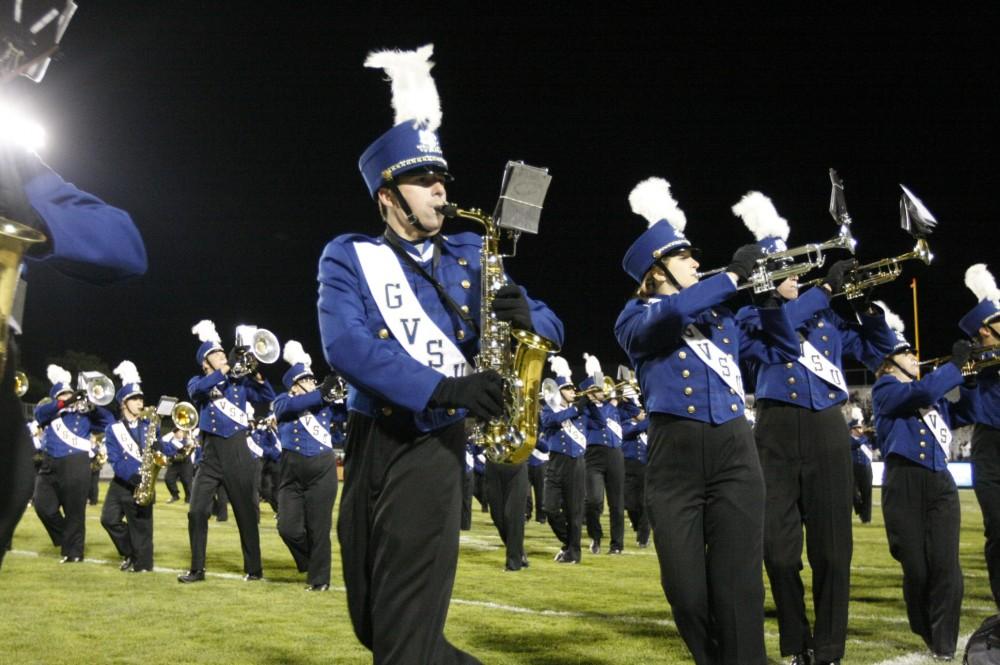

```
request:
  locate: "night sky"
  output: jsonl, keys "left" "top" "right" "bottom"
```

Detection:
{"left": 9, "top": 4, "right": 997, "bottom": 400}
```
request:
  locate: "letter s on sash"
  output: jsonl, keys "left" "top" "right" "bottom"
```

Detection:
{"left": 385, "top": 283, "right": 402, "bottom": 309}
{"left": 427, "top": 339, "right": 444, "bottom": 368}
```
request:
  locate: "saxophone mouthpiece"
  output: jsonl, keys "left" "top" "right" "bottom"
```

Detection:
{"left": 437, "top": 202, "right": 459, "bottom": 219}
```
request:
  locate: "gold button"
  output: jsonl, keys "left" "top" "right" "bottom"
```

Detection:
{"left": 681, "top": 369, "right": 690, "bottom": 378}
{"left": 729, "top": 388, "right": 736, "bottom": 395}
{"left": 447, "top": 408, "right": 456, "bottom": 416}
{"left": 717, "top": 325, "right": 724, "bottom": 330}
{"left": 684, "top": 387, "right": 693, "bottom": 396}
{"left": 456, "top": 330, "right": 465, "bottom": 340}
{"left": 381, "top": 406, "right": 392, "bottom": 416}
{"left": 786, "top": 362, "right": 794, "bottom": 369}
{"left": 293, "top": 437, "right": 299, "bottom": 442}
{"left": 711, "top": 310, "right": 718, "bottom": 318}
{"left": 458, "top": 258, "right": 468, "bottom": 266}
{"left": 919, "top": 429, "right": 926, "bottom": 435}
{"left": 378, "top": 328, "right": 389, "bottom": 339}
{"left": 653, "top": 249, "right": 662, "bottom": 258}
{"left": 460, "top": 305, "right": 469, "bottom": 314}
{"left": 920, "top": 441, "right": 927, "bottom": 447}
{"left": 821, "top": 335, "right": 829, "bottom": 342}
{"left": 790, "top": 392, "right": 798, "bottom": 399}
{"left": 687, "top": 405, "right": 696, "bottom": 414}
{"left": 731, "top": 404, "right": 738, "bottom": 412}
{"left": 461, "top": 280, "right": 471, "bottom": 289}
{"left": 787, "top": 377, "right": 796, "bottom": 385}
{"left": 824, "top": 350, "right": 830, "bottom": 357}
{"left": 722, "top": 337, "right": 730, "bottom": 344}
{"left": 678, "top": 351, "right": 687, "bottom": 360}
{"left": 817, "top": 321, "right": 825, "bottom": 328}
{"left": 919, "top": 453, "right": 926, "bottom": 460}
{"left": 828, "top": 392, "right": 836, "bottom": 399}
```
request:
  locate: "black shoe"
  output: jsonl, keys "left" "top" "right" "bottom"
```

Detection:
{"left": 553, "top": 548, "right": 567, "bottom": 562}
{"left": 536, "top": 517, "right": 547, "bottom": 524}
{"left": 790, "top": 652, "right": 813, "bottom": 665}
{"left": 520, "top": 554, "right": 529, "bottom": 568}
{"left": 119, "top": 557, "right": 133, "bottom": 571}
{"left": 608, "top": 546, "right": 623, "bottom": 555}
{"left": 931, "top": 654, "right": 954, "bottom": 662}
{"left": 243, "top": 572, "right": 262, "bottom": 581}
{"left": 129, "top": 567, "right": 152, "bottom": 573}
{"left": 589, "top": 539, "right": 601, "bottom": 555}
{"left": 637, "top": 540, "right": 649, "bottom": 549}
{"left": 59, "top": 556, "right": 83, "bottom": 564}
{"left": 305, "top": 583, "right": 329, "bottom": 592}
{"left": 555, "top": 555, "right": 579, "bottom": 565}
{"left": 166, "top": 496, "right": 179, "bottom": 504}
{"left": 177, "top": 569, "right": 205, "bottom": 583}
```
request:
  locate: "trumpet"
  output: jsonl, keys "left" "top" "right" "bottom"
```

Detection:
{"left": 229, "top": 326, "right": 280, "bottom": 379}
{"left": 801, "top": 238, "right": 933, "bottom": 300}
{"left": 919, "top": 345, "right": 1000, "bottom": 377}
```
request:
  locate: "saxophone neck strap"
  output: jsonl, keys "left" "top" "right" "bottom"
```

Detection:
{"left": 381, "top": 228, "right": 479, "bottom": 336}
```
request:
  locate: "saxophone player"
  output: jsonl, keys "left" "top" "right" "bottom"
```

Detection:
{"left": 32, "top": 365, "right": 115, "bottom": 563}
{"left": 100, "top": 361, "right": 177, "bottom": 573}
{"left": 317, "top": 45, "right": 563, "bottom": 662}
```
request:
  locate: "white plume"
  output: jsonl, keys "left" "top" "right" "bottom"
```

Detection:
{"left": 191, "top": 319, "right": 221, "bottom": 344}
{"left": 965, "top": 264, "right": 1000, "bottom": 304}
{"left": 583, "top": 353, "right": 602, "bottom": 378}
{"left": 875, "top": 300, "right": 905, "bottom": 333}
{"left": 47, "top": 364, "right": 71, "bottom": 387}
{"left": 628, "top": 178, "right": 687, "bottom": 231}
{"left": 548, "top": 355, "right": 571, "bottom": 379}
{"left": 282, "top": 340, "right": 312, "bottom": 368}
{"left": 113, "top": 360, "right": 141, "bottom": 386}
{"left": 851, "top": 406, "right": 864, "bottom": 424}
{"left": 364, "top": 44, "right": 442, "bottom": 131}
{"left": 731, "top": 191, "right": 790, "bottom": 241}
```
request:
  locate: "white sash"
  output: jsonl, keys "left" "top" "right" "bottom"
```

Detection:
{"left": 561, "top": 419, "right": 588, "bottom": 448}
{"left": 298, "top": 413, "right": 333, "bottom": 448}
{"left": 639, "top": 432, "right": 648, "bottom": 446}
{"left": 246, "top": 435, "right": 263, "bottom": 458}
{"left": 682, "top": 325, "right": 746, "bottom": 402}
{"left": 607, "top": 419, "right": 623, "bottom": 440}
{"left": 51, "top": 418, "right": 92, "bottom": 453}
{"left": 354, "top": 241, "right": 473, "bottom": 378}
{"left": 110, "top": 422, "right": 142, "bottom": 462}
{"left": 919, "top": 407, "right": 953, "bottom": 460}
{"left": 860, "top": 443, "right": 873, "bottom": 461}
{"left": 531, "top": 448, "right": 550, "bottom": 462}
{"left": 797, "top": 340, "right": 847, "bottom": 393}
{"left": 212, "top": 397, "right": 249, "bottom": 428}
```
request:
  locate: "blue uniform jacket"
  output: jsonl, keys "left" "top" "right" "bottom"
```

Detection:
{"left": 850, "top": 434, "right": 872, "bottom": 467}
{"left": 317, "top": 231, "right": 564, "bottom": 433}
{"left": 584, "top": 400, "right": 623, "bottom": 448}
{"left": 34, "top": 401, "right": 114, "bottom": 458}
{"left": 961, "top": 357, "right": 1000, "bottom": 429}
{"left": 24, "top": 169, "right": 147, "bottom": 284}
{"left": 541, "top": 403, "right": 587, "bottom": 458}
{"left": 104, "top": 419, "right": 179, "bottom": 484}
{"left": 740, "top": 287, "right": 895, "bottom": 411}
{"left": 621, "top": 413, "right": 649, "bottom": 464}
{"left": 252, "top": 426, "right": 282, "bottom": 462}
{"left": 187, "top": 370, "right": 276, "bottom": 438}
{"left": 273, "top": 390, "right": 337, "bottom": 457}
{"left": 872, "top": 363, "right": 973, "bottom": 471}
{"left": 615, "top": 273, "right": 800, "bottom": 425}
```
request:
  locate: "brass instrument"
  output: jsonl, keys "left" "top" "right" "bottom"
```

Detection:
{"left": 229, "top": 326, "right": 280, "bottom": 379}
{"left": 90, "top": 432, "right": 107, "bottom": 472}
{"left": 802, "top": 238, "right": 933, "bottom": 300}
{"left": 135, "top": 400, "right": 199, "bottom": 506}
{"left": 439, "top": 203, "right": 558, "bottom": 465}
{"left": 75, "top": 371, "right": 115, "bottom": 407}
{"left": 576, "top": 375, "right": 616, "bottom": 400}
{"left": 169, "top": 401, "right": 201, "bottom": 461}
{"left": 14, "top": 370, "right": 28, "bottom": 397}
{"left": 919, "top": 345, "right": 1000, "bottom": 378}
{"left": 1, "top": 217, "right": 46, "bottom": 376}
{"left": 320, "top": 374, "right": 348, "bottom": 402}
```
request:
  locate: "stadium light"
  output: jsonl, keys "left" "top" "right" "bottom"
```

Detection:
{"left": 0, "top": 100, "right": 46, "bottom": 150}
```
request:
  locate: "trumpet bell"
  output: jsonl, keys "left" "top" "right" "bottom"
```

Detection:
{"left": 79, "top": 371, "right": 115, "bottom": 406}
{"left": 171, "top": 401, "right": 199, "bottom": 432}
{"left": 251, "top": 329, "right": 280, "bottom": 364}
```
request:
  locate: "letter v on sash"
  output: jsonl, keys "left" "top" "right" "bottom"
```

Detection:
{"left": 401, "top": 318, "right": 421, "bottom": 345}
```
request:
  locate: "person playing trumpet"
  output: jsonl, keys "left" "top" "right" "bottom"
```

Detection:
{"left": 32, "top": 364, "right": 115, "bottom": 563}
{"left": 178, "top": 320, "right": 275, "bottom": 583}
{"left": 615, "top": 178, "right": 801, "bottom": 664}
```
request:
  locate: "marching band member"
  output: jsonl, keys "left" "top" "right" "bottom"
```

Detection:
{"left": 253, "top": 413, "right": 281, "bottom": 517}
{"left": 960, "top": 264, "right": 1000, "bottom": 609}
{"left": 621, "top": 399, "right": 650, "bottom": 548}
{"left": 485, "top": 454, "right": 531, "bottom": 572}
{"left": 580, "top": 353, "right": 626, "bottom": 555}
{"left": 525, "top": 442, "right": 549, "bottom": 524}
{"left": 32, "top": 365, "right": 115, "bottom": 563}
{"left": 732, "top": 192, "right": 894, "bottom": 665}
{"left": 615, "top": 178, "right": 801, "bottom": 664}
{"left": 317, "top": 45, "right": 563, "bottom": 662}
{"left": 178, "top": 320, "right": 275, "bottom": 583}
{"left": 272, "top": 341, "right": 340, "bottom": 591}
{"left": 872, "top": 303, "right": 973, "bottom": 661}
{"left": 163, "top": 428, "right": 196, "bottom": 504}
{"left": 100, "top": 361, "right": 177, "bottom": 573}
{"left": 541, "top": 356, "right": 588, "bottom": 564}
{"left": 849, "top": 417, "right": 874, "bottom": 524}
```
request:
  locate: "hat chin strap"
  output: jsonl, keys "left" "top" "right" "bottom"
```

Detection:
{"left": 660, "top": 261, "right": 684, "bottom": 292}
{"left": 387, "top": 182, "right": 427, "bottom": 232}
{"left": 890, "top": 353, "right": 918, "bottom": 381}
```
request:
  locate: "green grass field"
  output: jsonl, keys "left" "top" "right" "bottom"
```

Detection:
{"left": 0, "top": 484, "right": 994, "bottom": 665}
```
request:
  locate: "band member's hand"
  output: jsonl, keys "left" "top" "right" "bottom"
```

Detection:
{"left": 492, "top": 284, "right": 534, "bottom": 331}
{"left": 320, "top": 375, "right": 342, "bottom": 402}
{"left": 430, "top": 371, "right": 504, "bottom": 419}
{"left": 127, "top": 473, "right": 142, "bottom": 487}
{"left": 949, "top": 340, "right": 973, "bottom": 370}
{"left": 227, "top": 347, "right": 246, "bottom": 371}
{"left": 822, "top": 258, "right": 856, "bottom": 294}
{"left": 58, "top": 391, "right": 82, "bottom": 409}
{"left": 726, "top": 244, "right": 763, "bottom": 281}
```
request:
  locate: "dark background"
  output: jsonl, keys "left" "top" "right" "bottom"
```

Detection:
{"left": 8, "top": 4, "right": 997, "bottom": 398}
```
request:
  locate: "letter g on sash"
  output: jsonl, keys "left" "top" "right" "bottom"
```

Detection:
{"left": 385, "top": 283, "right": 403, "bottom": 309}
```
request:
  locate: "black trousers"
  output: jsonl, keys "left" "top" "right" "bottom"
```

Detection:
{"left": 882, "top": 456, "right": 963, "bottom": 657}
{"left": 646, "top": 413, "right": 766, "bottom": 665}
{"left": 260, "top": 457, "right": 281, "bottom": 513}
{"left": 0, "top": 336, "right": 34, "bottom": 566}
{"left": 755, "top": 401, "right": 853, "bottom": 662}
{"left": 543, "top": 452, "right": 586, "bottom": 562}
{"left": 187, "top": 432, "right": 261, "bottom": 574}
{"left": 277, "top": 450, "right": 337, "bottom": 586}
{"left": 338, "top": 413, "right": 481, "bottom": 665}
{"left": 32, "top": 453, "right": 91, "bottom": 558}
{"left": 164, "top": 458, "right": 193, "bottom": 501}
{"left": 473, "top": 471, "right": 488, "bottom": 512}
{"left": 852, "top": 461, "right": 873, "bottom": 524}
{"left": 972, "top": 424, "right": 1000, "bottom": 608}
{"left": 460, "top": 469, "right": 473, "bottom": 530}
{"left": 584, "top": 445, "right": 625, "bottom": 550}
{"left": 624, "top": 457, "right": 650, "bottom": 545}
{"left": 101, "top": 478, "right": 154, "bottom": 570}
{"left": 485, "top": 460, "right": 529, "bottom": 570}
{"left": 526, "top": 462, "right": 547, "bottom": 522}
{"left": 88, "top": 468, "right": 100, "bottom": 505}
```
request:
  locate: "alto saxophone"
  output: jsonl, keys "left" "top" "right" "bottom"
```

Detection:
{"left": 440, "top": 204, "right": 558, "bottom": 464}
{"left": 133, "top": 407, "right": 170, "bottom": 507}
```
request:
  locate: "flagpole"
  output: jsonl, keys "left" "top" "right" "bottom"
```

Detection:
{"left": 910, "top": 277, "right": 921, "bottom": 360}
